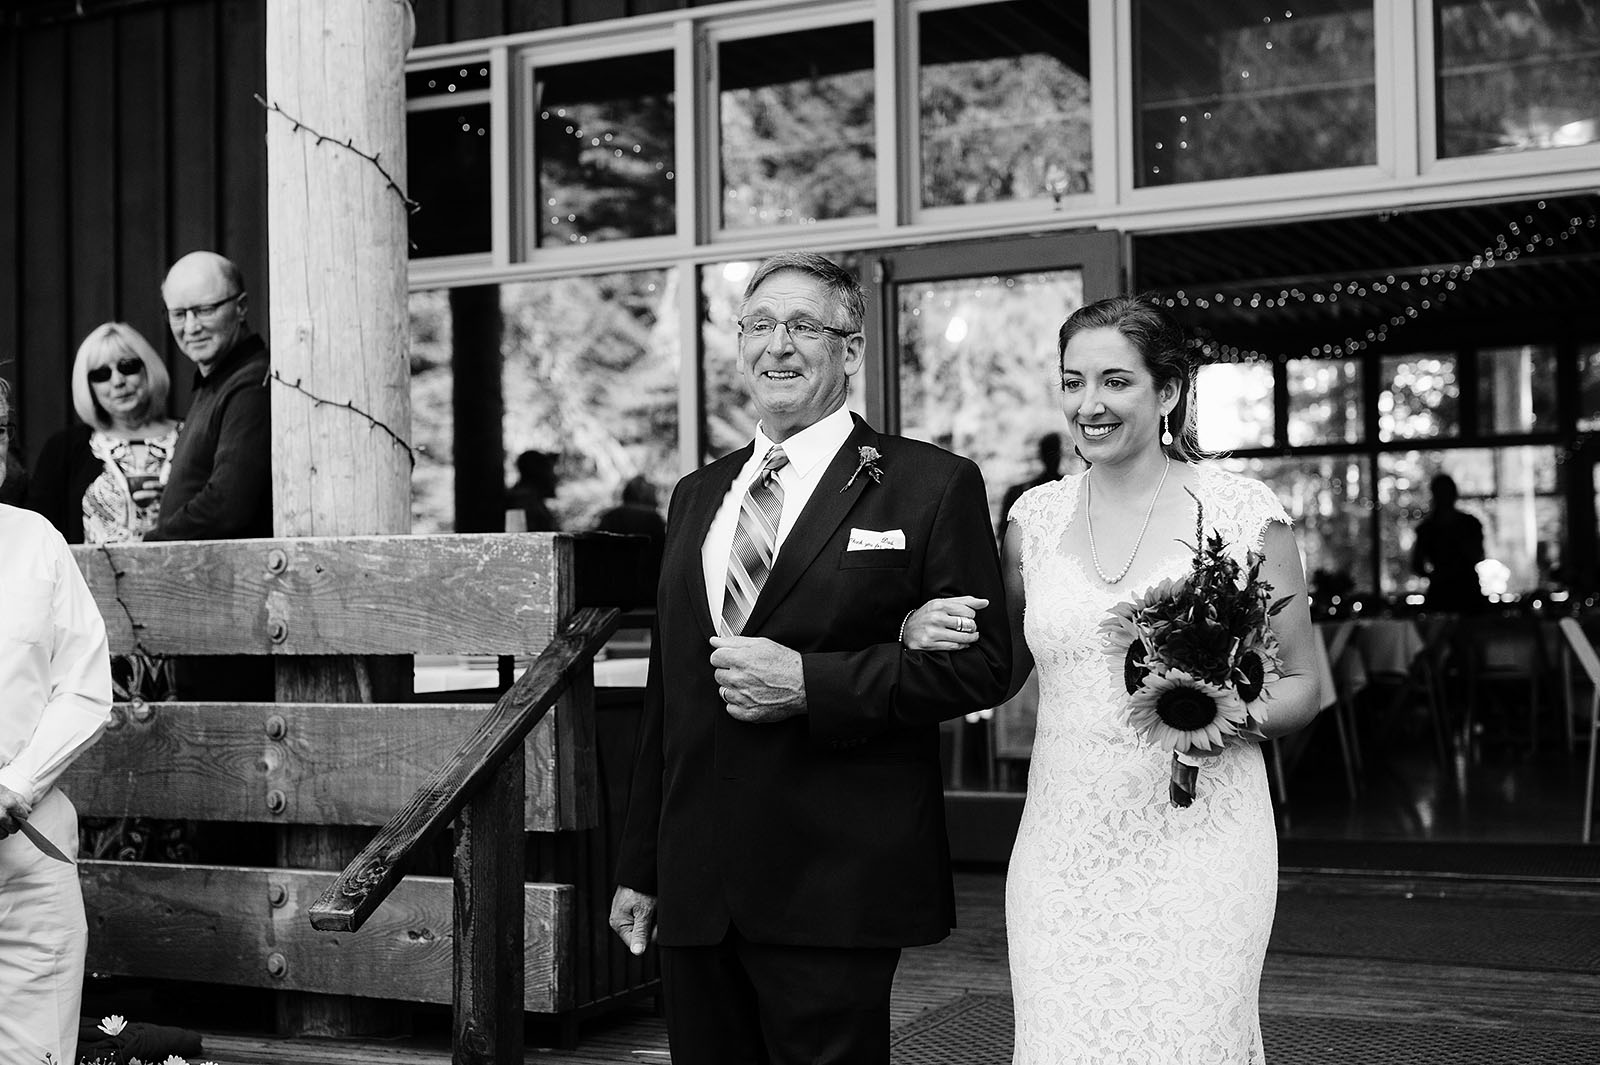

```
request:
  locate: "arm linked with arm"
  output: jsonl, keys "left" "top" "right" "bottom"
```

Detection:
{"left": 804, "top": 460, "right": 1013, "bottom": 742}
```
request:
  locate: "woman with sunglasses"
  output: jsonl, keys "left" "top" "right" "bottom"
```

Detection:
{"left": 27, "top": 322, "right": 179, "bottom": 545}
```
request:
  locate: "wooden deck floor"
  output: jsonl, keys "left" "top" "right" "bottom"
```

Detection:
{"left": 197, "top": 866, "right": 1600, "bottom": 1064}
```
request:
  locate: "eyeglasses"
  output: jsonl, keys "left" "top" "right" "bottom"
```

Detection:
{"left": 737, "top": 315, "right": 858, "bottom": 343}
{"left": 166, "top": 291, "right": 243, "bottom": 327}
{"left": 87, "top": 357, "right": 147, "bottom": 384}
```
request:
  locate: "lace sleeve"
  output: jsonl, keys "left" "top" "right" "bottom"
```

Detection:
{"left": 1201, "top": 467, "right": 1292, "bottom": 563}
{"left": 1006, "top": 476, "right": 1080, "bottom": 576}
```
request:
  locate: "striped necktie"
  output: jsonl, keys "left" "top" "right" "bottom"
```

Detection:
{"left": 721, "top": 445, "right": 789, "bottom": 636}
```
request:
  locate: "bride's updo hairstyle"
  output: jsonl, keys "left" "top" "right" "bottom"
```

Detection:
{"left": 1057, "top": 295, "right": 1204, "bottom": 463}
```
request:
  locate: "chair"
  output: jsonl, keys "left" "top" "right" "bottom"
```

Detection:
{"left": 1557, "top": 619, "right": 1600, "bottom": 843}
{"left": 1463, "top": 615, "right": 1551, "bottom": 752}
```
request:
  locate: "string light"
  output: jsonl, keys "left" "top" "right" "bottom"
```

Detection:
{"left": 1164, "top": 203, "right": 1596, "bottom": 363}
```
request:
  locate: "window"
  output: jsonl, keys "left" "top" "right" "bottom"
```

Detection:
{"left": 532, "top": 52, "right": 677, "bottom": 247}
{"left": 1579, "top": 343, "right": 1600, "bottom": 432}
{"left": 1434, "top": 0, "right": 1600, "bottom": 158}
{"left": 917, "top": 0, "right": 1092, "bottom": 208}
{"left": 1477, "top": 345, "right": 1556, "bottom": 435}
{"left": 1132, "top": 0, "right": 1377, "bottom": 187}
{"left": 896, "top": 269, "right": 1087, "bottom": 522}
{"left": 1195, "top": 361, "right": 1274, "bottom": 451}
{"left": 408, "top": 273, "right": 681, "bottom": 532}
{"left": 407, "top": 63, "right": 493, "bottom": 259}
{"left": 1288, "top": 356, "right": 1363, "bottom": 445}
{"left": 1379, "top": 353, "right": 1458, "bottom": 443}
{"left": 1378, "top": 446, "right": 1561, "bottom": 598}
{"left": 717, "top": 22, "right": 877, "bottom": 230}
{"left": 1222, "top": 453, "right": 1374, "bottom": 595}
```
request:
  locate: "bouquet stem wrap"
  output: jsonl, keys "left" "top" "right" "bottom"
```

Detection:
{"left": 1170, "top": 753, "right": 1200, "bottom": 808}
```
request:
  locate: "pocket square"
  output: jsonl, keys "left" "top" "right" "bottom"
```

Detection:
{"left": 847, "top": 528, "right": 906, "bottom": 551}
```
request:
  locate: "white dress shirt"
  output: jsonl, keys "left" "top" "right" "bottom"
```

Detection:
{"left": 702, "top": 404, "right": 855, "bottom": 626}
{"left": 0, "top": 504, "right": 112, "bottom": 805}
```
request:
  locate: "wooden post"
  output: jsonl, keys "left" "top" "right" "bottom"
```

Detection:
{"left": 265, "top": 0, "right": 415, "bottom": 1038}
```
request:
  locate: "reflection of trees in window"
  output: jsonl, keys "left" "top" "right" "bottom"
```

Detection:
{"left": 1224, "top": 454, "right": 1373, "bottom": 594}
{"left": 535, "top": 53, "right": 676, "bottom": 247}
{"left": 1134, "top": 0, "right": 1376, "bottom": 186}
{"left": 1288, "top": 357, "right": 1363, "bottom": 445}
{"left": 410, "top": 289, "right": 456, "bottom": 532}
{"left": 919, "top": 0, "right": 1092, "bottom": 207}
{"left": 897, "top": 272, "right": 1084, "bottom": 520}
{"left": 500, "top": 272, "right": 680, "bottom": 527}
{"left": 1379, "top": 353, "right": 1458, "bottom": 442}
{"left": 719, "top": 25, "right": 876, "bottom": 229}
{"left": 409, "top": 277, "right": 680, "bottom": 532}
{"left": 1436, "top": 0, "right": 1600, "bottom": 156}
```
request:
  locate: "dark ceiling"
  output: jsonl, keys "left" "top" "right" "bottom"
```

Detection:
{"left": 1132, "top": 193, "right": 1600, "bottom": 359}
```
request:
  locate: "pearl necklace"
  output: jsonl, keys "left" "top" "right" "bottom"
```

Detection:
{"left": 1085, "top": 458, "right": 1170, "bottom": 584}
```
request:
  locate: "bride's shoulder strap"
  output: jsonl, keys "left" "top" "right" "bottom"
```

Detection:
{"left": 1197, "top": 464, "right": 1292, "bottom": 554}
{"left": 1010, "top": 472, "right": 1080, "bottom": 530}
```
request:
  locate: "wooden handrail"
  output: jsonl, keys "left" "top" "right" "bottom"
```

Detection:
{"left": 308, "top": 606, "right": 621, "bottom": 933}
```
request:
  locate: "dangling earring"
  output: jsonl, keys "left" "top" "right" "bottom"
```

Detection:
{"left": 1160, "top": 413, "right": 1174, "bottom": 448}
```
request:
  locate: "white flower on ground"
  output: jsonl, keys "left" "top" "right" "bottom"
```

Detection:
{"left": 98, "top": 1015, "right": 128, "bottom": 1037}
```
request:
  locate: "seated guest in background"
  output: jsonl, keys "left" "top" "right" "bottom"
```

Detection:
{"left": 27, "top": 322, "right": 180, "bottom": 545}
{"left": 0, "top": 376, "right": 114, "bottom": 1065}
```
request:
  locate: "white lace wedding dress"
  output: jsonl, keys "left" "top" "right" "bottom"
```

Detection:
{"left": 1005, "top": 464, "right": 1288, "bottom": 1064}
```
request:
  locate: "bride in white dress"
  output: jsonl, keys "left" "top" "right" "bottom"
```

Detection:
{"left": 904, "top": 297, "right": 1323, "bottom": 1063}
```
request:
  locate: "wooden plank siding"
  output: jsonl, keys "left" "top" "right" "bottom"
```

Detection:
{"left": 0, "top": 0, "right": 266, "bottom": 459}
{"left": 71, "top": 533, "right": 573, "bottom": 656}
{"left": 56, "top": 699, "right": 590, "bottom": 831}
{"left": 81, "top": 862, "right": 573, "bottom": 1010}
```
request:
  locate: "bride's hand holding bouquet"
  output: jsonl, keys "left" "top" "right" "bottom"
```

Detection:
{"left": 1099, "top": 491, "right": 1293, "bottom": 807}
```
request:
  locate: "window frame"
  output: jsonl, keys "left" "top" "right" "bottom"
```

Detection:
{"left": 1416, "top": 0, "right": 1600, "bottom": 181}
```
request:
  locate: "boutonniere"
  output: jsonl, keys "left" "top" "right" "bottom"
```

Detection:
{"left": 841, "top": 445, "right": 884, "bottom": 492}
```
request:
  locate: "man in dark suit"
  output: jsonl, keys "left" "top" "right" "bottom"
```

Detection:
{"left": 610, "top": 252, "right": 1011, "bottom": 1064}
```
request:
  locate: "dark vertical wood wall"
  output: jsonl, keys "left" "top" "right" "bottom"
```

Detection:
{"left": 0, "top": 0, "right": 268, "bottom": 461}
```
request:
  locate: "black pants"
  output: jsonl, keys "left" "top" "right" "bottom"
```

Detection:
{"left": 659, "top": 926, "right": 901, "bottom": 1065}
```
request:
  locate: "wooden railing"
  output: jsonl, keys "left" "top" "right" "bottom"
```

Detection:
{"left": 63, "top": 532, "right": 654, "bottom": 1050}
{"left": 308, "top": 606, "right": 618, "bottom": 1062}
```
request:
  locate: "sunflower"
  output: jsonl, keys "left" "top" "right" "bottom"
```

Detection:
{"left": 1124, "top": 669, "right": 1248, "bottom": 755}
{"left": 1099, "top": 613, "right": 1150, "bottom": 695}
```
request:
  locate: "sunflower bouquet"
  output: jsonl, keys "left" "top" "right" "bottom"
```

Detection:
{"left": 1099, "top": 491, "right": 1292, "bottom": 807}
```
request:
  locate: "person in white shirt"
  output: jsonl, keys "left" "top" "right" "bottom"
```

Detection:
{"left": 0, "top": 376, "right": 113, "bottom": 1065}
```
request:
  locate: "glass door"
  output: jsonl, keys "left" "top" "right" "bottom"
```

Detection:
{"left": 867, "top": 231, "right": 1121, "bottom": 535}
{"left": 864, "top": 232, "right": 1121, "bottom": 819}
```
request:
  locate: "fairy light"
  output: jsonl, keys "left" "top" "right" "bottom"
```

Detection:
{"left": 1163, "top": 203, "right": 1595, "bottom": 363}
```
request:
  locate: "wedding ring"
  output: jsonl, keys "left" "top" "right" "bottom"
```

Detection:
{"left": 719, "top": 686, "right": 730, "bottom": 702}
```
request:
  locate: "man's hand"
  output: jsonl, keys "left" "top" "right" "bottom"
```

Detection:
{"left": 710, "top": 635, "right": 806, "bottom": 723}
{"left": 0, "top": 785, "right": 32, "bottom": 840}
{"left": 608, "top": 886, "right": 658, "bottom": 956}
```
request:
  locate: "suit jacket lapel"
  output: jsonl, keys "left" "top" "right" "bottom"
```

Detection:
{"left": 741, "top": 417, "right": 878, "bottom": 637}
{"left": 680, "top": 445, "right": 750, "bottom": 640}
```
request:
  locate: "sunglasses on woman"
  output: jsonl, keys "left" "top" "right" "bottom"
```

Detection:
{"left": 87, "top": 357, "right": 146, "bottom": 384}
